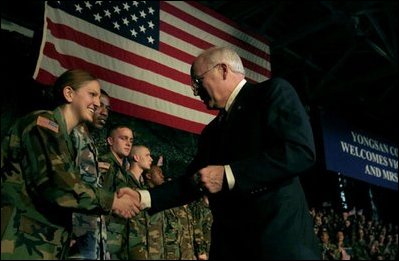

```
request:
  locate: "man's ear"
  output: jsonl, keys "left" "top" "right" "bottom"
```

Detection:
{"left": 63, "top": 86, "right": 74, "bottom": 103}
{"left": 106, "top": 136, "right": 113, "bottom": 146}
{"left": 220, "top": 63, "right": 228, "bottom": 79}
{"left": 145, "top": 172, "right": 151, "bottom": 180}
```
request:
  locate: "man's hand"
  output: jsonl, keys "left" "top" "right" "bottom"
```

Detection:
{"left": 117, "top": 187, "right": 141, "bottom": 201}
{"left": 112, "top": 187, "right": 141, "bottom": 218}
{"left": 196, "top": 165, "right": 224, "bottom": 193}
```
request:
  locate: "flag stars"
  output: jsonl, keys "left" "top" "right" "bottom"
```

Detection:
{"left": 148, "top": 7, "right": 154, "bottom": 15}
{"left": 147, "top": 21, "right": 154, "bottom": 29}
{"left": 75, "top": 4, "right": 83, "bottom": 13}
{"left": 94, "top": 13, "right": 102, "bottom": 22}
{"left": 130, "top": 29, "right": 138, "bottom": 37}
{"left": 123, "top": 2, "right": 130, "bottom": 11}
{"left": 122, "top": 17, "right": 129, "bottom": 26}
{"left": 113, "top": 21, "right": 120, "bottom": 30}
{"left": 113, "top": 5, "right": 121, "bottom": 14}
{"left": 147, "top": 36, "right": 154, "bottom": 44}
{"left": 51, "top": 1, "right": 160, "bottom": 50}
{"left": 84, "top": 1, "right": 92, "bottom": 9}
{"left": 104, "top": 9, "right": 111, "bottom": 18}
{"left": 131, "top": 14, "right": 138, "bottom": 22}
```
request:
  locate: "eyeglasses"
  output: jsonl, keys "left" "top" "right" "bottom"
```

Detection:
{"left": 191, "top": 63, "right": 220, "bottom": 96}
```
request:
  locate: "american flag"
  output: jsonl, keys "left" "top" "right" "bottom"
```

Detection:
{"left": 34, "top": 1, "right": 270, "bottom": 134}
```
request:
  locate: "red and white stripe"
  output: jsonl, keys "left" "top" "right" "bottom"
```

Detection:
{"left": 34, "top": 1, "right": 270, "bottom": 134}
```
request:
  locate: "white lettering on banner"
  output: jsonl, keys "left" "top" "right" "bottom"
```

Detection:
{"left": 342, "top": 134, "right": 398, "bottom": 186}
{"left": 340, "top": 141, "right": 389, "bottom": 167}
{"left": 364, "top": 165, "right": 398, "bottom": 182}
{"left": 351, "top": 131, "right": 396, "bottom": 157}
{"left": 387, "top": 158, "right": 398, "bottom": 169}
{"left": 321, "top": 111, "right": 398, "bottom": 190}
{"left": 382, "top": 169, "right": 398, "bottom": 182}
{"left": 389, "top": 146, "right": 398, "bottom": 157}
{"left": 365, "top": 164, "right": 382, "bottom": 177}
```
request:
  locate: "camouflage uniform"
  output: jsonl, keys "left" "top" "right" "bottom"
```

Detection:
{"left": 67, "top": 124, "right": 109, "bottom": 260}
{"left": 1, "top": 108, "right": 114, "bottom": 260}
{"left": 163, "top": 205, "right": 196, "bottom": 260}
{"left": 319, "top": 241, "right": 338, "bottom": 260}
{"left": 146, "top": 210, "right": 165, "bottom": 259}
{"left": 126, "top": 174, "right": 165, "bottom": 260}
{"left": 190, "top": 198, "right": 213, "bottom": 259}
{"left": 99, "top": 152, "right": 129, "bottom": 260}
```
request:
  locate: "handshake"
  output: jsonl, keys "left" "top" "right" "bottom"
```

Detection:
{"left": 111, "top": 187, "right": 142, "bottom": 219}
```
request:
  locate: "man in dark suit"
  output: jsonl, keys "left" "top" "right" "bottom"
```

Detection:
{"left": 133, "top": 46, "right": 320, "bottom": 259}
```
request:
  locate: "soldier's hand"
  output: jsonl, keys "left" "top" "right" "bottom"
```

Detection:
{"left": 112, "top": 189, "right": 141, "bottom": 218}
{"left": 117, "top": 187, "right": 141, "bottom": 203}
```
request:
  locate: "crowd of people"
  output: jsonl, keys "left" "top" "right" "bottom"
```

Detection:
{"left": 311, "top": 207, "right": 398, "bottom": 260}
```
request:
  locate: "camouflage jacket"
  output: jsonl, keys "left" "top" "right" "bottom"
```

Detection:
{"left": 1, "top": 108, "right": 114, "bottom": 260}
{"left": 99, "top": 151, "right": 129, "bottom": 260}
{"left": 126, "top": 172, "right": 165, "bottom": 260}
{"left": 164, "top": 204, "right": 196, "bottom": 260}
{"left": 189, "top": 198, "right": 213, "bottom": 259}
{"left": 68, "top": 124, "right": 110, "bottom": 260}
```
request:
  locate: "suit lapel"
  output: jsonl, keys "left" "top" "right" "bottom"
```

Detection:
{"left": 224, "top": 83, "right": 251, "bottom": 127}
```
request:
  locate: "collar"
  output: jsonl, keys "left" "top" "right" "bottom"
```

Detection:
{"left": 225, "top": 79, "right": 246, "bottom": 112}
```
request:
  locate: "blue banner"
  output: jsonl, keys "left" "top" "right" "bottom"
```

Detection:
{"left": 320, "top": 110, "right": 398, "bottom": 191}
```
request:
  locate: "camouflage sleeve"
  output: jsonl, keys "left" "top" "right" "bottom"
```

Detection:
{"left": 190, "top": 204, "right": 205, "bottom": 256}
{"left": 99, "top": 158, "right": 128, "bottom": 193}
{"left": 1, "top": 134, "right": 11, "bottom": 172}
{"left": 22, "top": 123, "right": 114, "bottom": 214}
{"left": 190, "top": 201, "right": 213, "bottom": 257}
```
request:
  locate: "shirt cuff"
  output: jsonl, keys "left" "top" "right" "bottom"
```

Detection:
{"left": 224, "top": 165, "right": 235, "bottom": 190}
{"left": 137, "top": 189, "right": 151, "bottom": 209}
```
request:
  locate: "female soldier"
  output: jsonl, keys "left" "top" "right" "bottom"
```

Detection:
{"left": 1, "top": 69, "right": 140, "bottom": 260}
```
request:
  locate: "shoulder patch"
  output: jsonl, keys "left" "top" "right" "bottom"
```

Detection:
{"left": 36, "top": 116, "right": 59, "bottom": 133}
{"left": 98, "top": 161, "right": 111, "bottom": 170}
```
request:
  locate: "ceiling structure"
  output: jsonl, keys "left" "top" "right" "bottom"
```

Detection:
{"left": 2, "top": 1, "right": 398, "bottom": 141}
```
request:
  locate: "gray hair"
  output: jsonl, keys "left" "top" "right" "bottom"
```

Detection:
{"left": 201, "top": 46, "right": 245, "bottom": 75}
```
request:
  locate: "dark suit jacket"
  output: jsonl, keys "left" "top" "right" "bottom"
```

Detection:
{"left": 149, "top": 78, "right": 320, "bottom": 260}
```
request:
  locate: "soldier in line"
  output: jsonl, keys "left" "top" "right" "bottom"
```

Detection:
{"left": 190, "top": 196, "right": 213, "bottom": 260}
{"left": 99, "top": 124, "right": 134, "bottom": 260}
{"left": 164, "top": 202, "right": 197, "bottom": 260}
{"left": 127, "top": 145, "right": 167, "bottom": 260}
{"left": 68, "top": 89, "right": 112, "bottom": 260}
{"left": 146, "top": 164, "right": 197, "bottom": 260}
{"left": 1, "top": 69, "right": 139, "bottom": 260}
